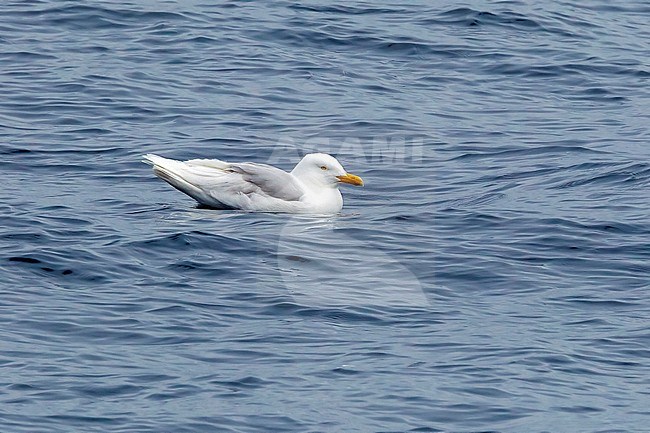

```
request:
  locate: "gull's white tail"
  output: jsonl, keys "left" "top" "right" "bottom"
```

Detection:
{"left": 143, "top": 154, "right": 208, "bottom": 204}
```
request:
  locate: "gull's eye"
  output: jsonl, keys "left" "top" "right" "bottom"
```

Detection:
{"left": 320, "top": 165, "right": 328, "bottom": 171}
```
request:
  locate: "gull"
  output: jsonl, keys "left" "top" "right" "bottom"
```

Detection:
{"left": 143, "top": 153, "right": 364, "bottom": 213}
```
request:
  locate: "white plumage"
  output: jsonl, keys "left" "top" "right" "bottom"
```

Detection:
{"left": 142, "top": 153, "right": 363, "bottom": 214}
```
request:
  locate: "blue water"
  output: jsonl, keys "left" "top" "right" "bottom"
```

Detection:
{"left": 1, "top": 1, "right": 649, "bottom": 432}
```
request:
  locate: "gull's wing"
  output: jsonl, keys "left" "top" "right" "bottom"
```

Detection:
{"left": 145, "top": 155, "right": 306, "bottom": 209}
{"left": 229, "top": 162, "right": 305, "bottom": 202}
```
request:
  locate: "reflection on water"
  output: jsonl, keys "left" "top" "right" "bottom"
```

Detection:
{"left": 278, "top": 216, "right": 429, "bottom": 308}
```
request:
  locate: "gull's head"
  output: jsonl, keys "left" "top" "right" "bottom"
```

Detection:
{"left": 291, "top": 153, "right": 364, "bottom": 189}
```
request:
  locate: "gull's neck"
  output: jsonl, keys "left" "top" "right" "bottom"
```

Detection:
{"left": 290, "top": 165, "right": 343, "bottom": 213}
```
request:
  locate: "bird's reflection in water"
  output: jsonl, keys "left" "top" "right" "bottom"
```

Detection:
{"left": 277, "top": 215, "right": 429, "bottom": 308}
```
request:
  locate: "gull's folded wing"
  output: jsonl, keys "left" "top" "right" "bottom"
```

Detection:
{"left": 229, "top": 162, "right": 305, "bottom": 202}
{"left": 145, "top": 155, "right": 306, "bottom": 209}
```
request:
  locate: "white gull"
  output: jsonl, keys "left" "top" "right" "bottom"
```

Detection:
{"left": 143, "top": 153, "right": 363, "bottom": 214}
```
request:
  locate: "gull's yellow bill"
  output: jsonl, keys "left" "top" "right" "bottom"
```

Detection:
{"left": 336, "top": 173, "right": 364, "bottom": 186}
